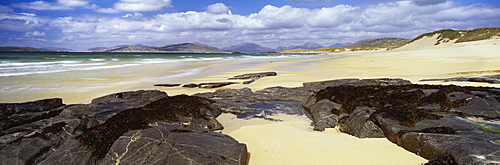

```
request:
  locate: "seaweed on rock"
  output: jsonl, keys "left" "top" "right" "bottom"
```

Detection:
{"left": 76, "top": 95, "right": 216, "bottom": 160}
{"left": 314, "top": 84, "right": 500, "bottom": 126}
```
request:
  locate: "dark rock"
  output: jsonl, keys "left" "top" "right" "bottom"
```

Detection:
{"left": 77, "top": 95, "right": 222, "bottom": 159}
{"left": 229, "top": 72, "right": 277, "bottom": 80}
{"left": 305, "top": 83, "right": 500, "bottom": 164}
{"left": 243, "top": 79, "right": 256, "bottom": 84}
{"left": 308, "top": 99, "right": 341, "bottom": 131}
{"left": 182, "top": 83, "right": 200, "bottom": 88}
{"left": 0, "top": 98, "right": 65, "bottom": 131}
{"left": 0, "top": 98, "right": 63, "bottom": 117}
{"left": 154, "top": 83, "right": 181, "bottom": 87}
{"left": 425, "top": 154, "right": 458, "bottom": 165}
{"left": 237, "top": 101, "right": 306, "bottom": 121}
{"left": 420, "top": 74, "right": 500, "bottom": 84}
{"left": 98, "top": 122, "right": 248, "bottom": 165}
{"left": 338, "top": 107, "right": 385, "bottom": 138}
{"left": 91, "top": 90, "right": 168, "bottom": 105}
{"left": 0, "top": 91, "right": 248, "bottom": 165}
{"left": 199, "top": 82, "right": 236, "bottom": 88}
{"left": 194, "top": 88, "right": 263, "bottom": 114}
{"left": 303, "top": 78, "right": 412, "bottom": 87}
{"left": 451, "top": 93, "right": 500, "bottom": 118}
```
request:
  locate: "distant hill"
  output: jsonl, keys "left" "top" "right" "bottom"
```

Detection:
{"left": 39, "top": 47, "right": 74, "bottom": 51}
{"left": 346, "top": 38, "right": 411, "bottom": 48}
{"left": 87, "top": 47, "right": 108, "bottom": 51}
{"left": 221, "top": 43, "right": 274, "bottom": 53}
{"left": 0, "top": 46, "right": 56, "bottom": 52}
{"left": 96, "top": 43, "right": 226, "bottom": 53}
{"left": 276, "top": 42, "right": 323, "bottom": 51}
{"left": 88, "top": 44, "right": 155, "bottom": 51}
{"left": 407, "top": 27, "right": 500, "bottom": 45}
{"left": 157, "top": 43, "right": 226, "bottom": 53}
{"left": 329, "top": 43, "right": 351, "bottom": 48}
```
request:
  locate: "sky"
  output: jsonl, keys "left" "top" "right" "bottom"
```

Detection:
{"left": 1, "top": 0, "right": 499, "bottom": 50}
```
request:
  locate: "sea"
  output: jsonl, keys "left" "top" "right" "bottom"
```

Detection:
{"left": 0, "top": 52, "right": 320, "bottom": 103}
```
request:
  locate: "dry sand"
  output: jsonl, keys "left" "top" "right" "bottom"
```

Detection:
{"left": 217, "top": 113, "right": 428, "bottom": 165}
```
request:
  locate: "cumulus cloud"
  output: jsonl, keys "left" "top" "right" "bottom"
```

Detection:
{"left": 114, "top": 0, "right": 172, "bottom": 12}
{"left": 206, "top": 3, "right": 231, "bottom": 14}
{"left": 0, "top": 8, "right": 47, "bottom": 32}
{"left": 12, "top": 0, "right": 90, "bottom": 10}
{"left": 25, "top": 31, "right": 46, "bottom": 37}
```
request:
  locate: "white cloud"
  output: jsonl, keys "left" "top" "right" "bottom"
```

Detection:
{"left": 114, "top": 0, "right": 172, "bottom": 12}
{"left": 206, "top": 3, "right": 231, "bottom": 14}
{"left": 12, "top": 0, "right": 91, "bottom": 11}
{"left": 4, "top": 0, "right": 500, "bottom": 50}
{"left": 122, "top": 12, "right": 144, "bottom": 19}
{"left": 56, "top": 0, "right": 89, "bottom": 7}
{"left": 0, "top": 8, "right": 47, "bottom": 32}
{"left": 12, "top": 1, "right": 74, "bottom": 10}
{"left": 25, "top": 31, "right": 46, "bottom": 37}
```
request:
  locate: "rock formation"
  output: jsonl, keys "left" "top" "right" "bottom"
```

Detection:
{"left": 2, "top": 78, "right": 500, "bottom": 164}
{"left": 0, "top": 90, "right": 248, "bottom": 165}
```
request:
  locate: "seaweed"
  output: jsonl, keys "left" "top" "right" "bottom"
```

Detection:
{"left": 76, "top": 95, "right": 215, "bottom": 160}
{"left": 314, "top": 84, "right": 500, "bottom": 126}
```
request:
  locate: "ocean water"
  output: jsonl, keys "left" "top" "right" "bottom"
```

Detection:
{"left": 0, "top": 52, "right": 311, "bottom": 77}
{"left": 0, "top": 52, "right": 319, "bottom": 103}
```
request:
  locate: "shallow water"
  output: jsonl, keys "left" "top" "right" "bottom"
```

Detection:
{"left": 0, "top": 52, "right": 320, "bottom": 103}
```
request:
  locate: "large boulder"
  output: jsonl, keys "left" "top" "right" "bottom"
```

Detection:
{"left": 308, "top": 99, "right": 341, "bottom": 131}
{"left": 339, "top": 107, "right": 385, "bottom": 138}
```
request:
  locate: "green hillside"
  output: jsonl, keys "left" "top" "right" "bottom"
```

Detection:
{"left": 409, "top": 27, "right": 500, "bottom": 45}
{"left": 0, "top": 46, "right": 54, "bottom": 52}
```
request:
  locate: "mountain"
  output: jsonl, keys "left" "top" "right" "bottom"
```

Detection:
{"left": 0, "top": 46, "right": 56, "bottom": 52}
{"left": 96, "top": 43, "right": 226, "bottom": 53}
{"left": 157, "top": 43, "right": 226, "bottom": 53}
{"left": 328, "top": 43, "right": 351, "bottom": 48}
{"left": 346, "top": 38, "right": 411, "bottom": 48}
{"left": 87, "top": 47, "right": 108, "bottom": 51}
{"left": 99, "top": 46, "right": 159, "bottom": 52}
{"left": 275, "top": 42, "right": 323, "bottom": 51}
{"left": 221, "top": 43, "right": 274, "bottom": 53}
{"left": 88, "top": 44, "right": 155, "bottom": 51}
{"left": 39, "top": 47, "right": 74, "bottom": 51}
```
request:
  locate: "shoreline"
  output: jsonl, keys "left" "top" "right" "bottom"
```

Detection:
{"left": 2, "top": 39, "right": 499, "bottom": 164}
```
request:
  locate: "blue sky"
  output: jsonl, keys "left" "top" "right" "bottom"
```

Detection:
{"left": 1, "top": 0, "right": 499, "bottom": 50}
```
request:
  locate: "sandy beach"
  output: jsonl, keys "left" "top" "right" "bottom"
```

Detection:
{"left": 3, "top": 37, "right": 500, "bottom": 164}
{"left": 217, "top": 113, "right": 428, "bottom": 164}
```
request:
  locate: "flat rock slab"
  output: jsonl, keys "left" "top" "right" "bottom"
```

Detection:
{"left": 228, "top": 72, "right": 277, "bottom": 80}
{"left": 153, "top": 84, "right": 181, "bottom": 87}
{"left": 420, "top": 74, "right": 500, "bottom": 84}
